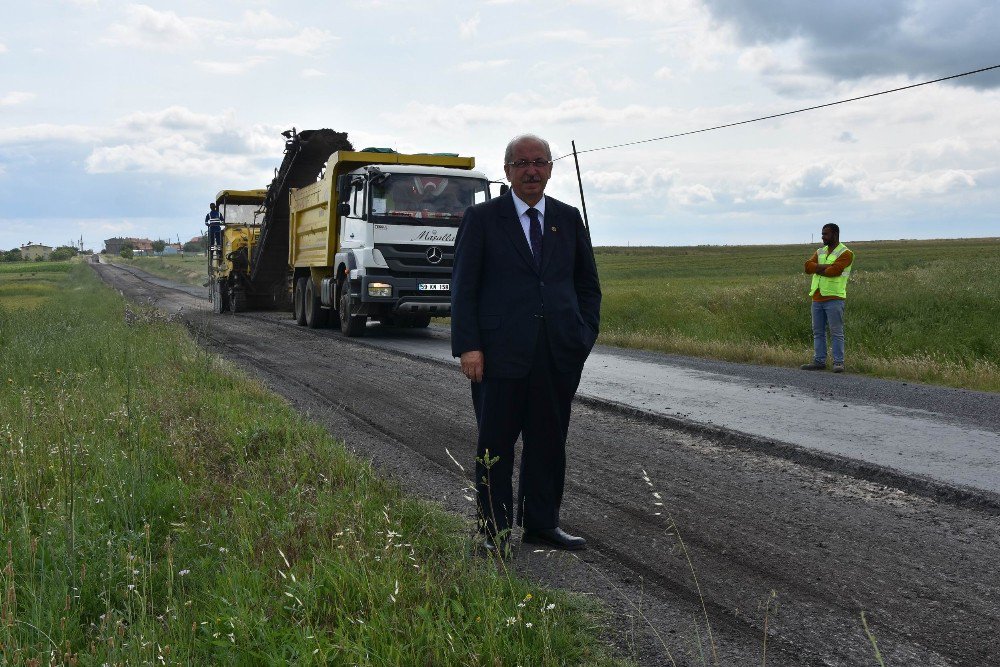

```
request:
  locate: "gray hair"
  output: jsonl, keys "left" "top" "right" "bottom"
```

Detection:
{"left": 504, "top": 134, "right": 552, "bottom": 163}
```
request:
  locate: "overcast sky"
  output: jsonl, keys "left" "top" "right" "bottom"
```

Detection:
{"left": 1, "top": 0, "right": 998, "bottom": 251}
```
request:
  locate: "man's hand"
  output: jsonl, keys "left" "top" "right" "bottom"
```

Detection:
{"left": 460, "top": 350, "right": 484, "bottom": 383}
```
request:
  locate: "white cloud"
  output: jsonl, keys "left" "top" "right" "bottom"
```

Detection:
{"left": 654, "top": 66, "right": 673, "bottom": 80}
{"left": 256, "top": 27, "right": 335, "bottom": 56}
{"left": 240, "top": 9, "right": 292, "bottom": 33}
{"left": 899, "top": 137, "right": 973, "bottom": 171}
{"left": 301, "top": 68, "right": 326, "bottom": 78}
{"left": 459, "top": 15, "right": 480, "bottom": 39}
{"left": 103, "top": 4, "right": 198, "bottom": 49}
{"left": 868, "top": 170, "right": 976, "bottom": 199}
{"left": 0, "top": 43, "right": 7, "bottom": 54}
{"left": 538, "top": 29, "right": 629, "bottom": 48}
{"left": 670, "top": 183, "right": 715, "bottom": 205}
{"left": 119, "top": 106, "right": 216, "bottom": 132}
{"left": 0, "top": 105, "right": 282, "bottom": 179}
{"left": 736, "top": 42, "right": 832, "bottom": 97}
{"left": 0, "top": 123, "right": 105, "bottom": 145}
{"left": 85, "top": 134, "right": 263, "bottom": 176}
{"left": 382, "top": 97, "right": 689, "bottom": 130}
{"left": 457, "top": 59, "right": 511, "bottom": 71}
{"left": 196, "top": 57, "right": 270, "bottom": 75}
{"left": 585, "top": 167, "right": 677, "bottom": 200}
{"left": 752, "top": 162, "right": 865, "bottom": 202}
{"left": 0, "top": 91, "right": 36, "bottom": 107}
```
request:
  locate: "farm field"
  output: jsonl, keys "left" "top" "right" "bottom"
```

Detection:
{"left": 0, "top": 264, "right": 620, "bottom": 665}
{"left": 119, "top": 253, "right": 206, "bottom": 286}
{"left": 596, "top": 237, "right": 1000, "bottom": 391}
{"left": 0, "top": 261, "right": 73, "bottom": 310}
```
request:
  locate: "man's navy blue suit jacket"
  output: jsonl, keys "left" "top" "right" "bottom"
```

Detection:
{"left": 451, "top": 192, "right": 602, "bottom": 379}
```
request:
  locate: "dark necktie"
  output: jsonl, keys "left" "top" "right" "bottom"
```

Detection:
{"left": 527, "top": 207, "right": 543, "bottom": 270}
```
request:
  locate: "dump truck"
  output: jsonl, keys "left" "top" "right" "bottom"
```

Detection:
{"left": 207, "top": 189, "right": 267, "bottom": 313}
{"left": 214, "top": 128, "right": 491, "bottom": 337}
{"left": 289, "top": 146, "right": 490, "bottom": 335}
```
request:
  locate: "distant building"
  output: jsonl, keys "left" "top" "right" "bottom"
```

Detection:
{"left": 20, "top": 243, "right": 52, "bottom": 260}
{"left": 132, "top": 239, "right": 154, "bottom": 255}
{"left": 162, "top": 243, "right": 182, "bottom": 255}
{"left": 104, "top": 237, "right": 154, "bottom": 255}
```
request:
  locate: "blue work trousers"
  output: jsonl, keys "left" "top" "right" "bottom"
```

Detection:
{"left": 811, "top": 299, "right": 845, "bottom": 365}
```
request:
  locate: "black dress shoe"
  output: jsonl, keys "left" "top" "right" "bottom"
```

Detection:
{"left": 480, "top": 534, "right": 511, "bottom": 558}
{"left": 522, "top": 527, "right": 587, "bottom": 551}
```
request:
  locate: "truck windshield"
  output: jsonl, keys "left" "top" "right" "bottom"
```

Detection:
{"left": 219, "top": 203, "right": 263, "bottom": 226}
{"left": 370, "top": 175, "right": 487, "bottom": 226}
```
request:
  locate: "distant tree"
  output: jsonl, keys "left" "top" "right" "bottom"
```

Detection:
{"left": 2, "top": 249, "right": 21, "bottom": 262}
{"left": 183, "top": 239, "right": 206, "bottom": 253}
{"left": 151, "top": 239, "right": 167, "bottom": 254}
{"left": 50, "top": 247, "right": 76, "bottom": 261}
{"left": 120, "top": 247, "right": 134, "bottom": 259}
{"left": 34, "top": 255, "right": 45, "bottom": 262}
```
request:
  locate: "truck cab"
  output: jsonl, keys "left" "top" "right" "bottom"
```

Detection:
{"left": 336, "top": 163, "right": 489, "bottom": 327}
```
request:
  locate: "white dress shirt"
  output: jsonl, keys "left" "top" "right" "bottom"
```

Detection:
{"left": 511, "top": 192, "right": 546, "bottom": 248}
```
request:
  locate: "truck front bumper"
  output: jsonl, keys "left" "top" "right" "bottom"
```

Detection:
{"left": 361, "top": 275, "right": 451, "bottom": 315}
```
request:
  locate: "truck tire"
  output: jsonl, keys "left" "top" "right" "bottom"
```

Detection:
{"left": 211, "top": 279, "right": 226, "bottom": 314}
{"left": 293, "top": 277, "right": 307, "bottom": 326}
{"left": 304, "top": 279, "right": 328, "bottom": 329}
{"left": 411, "top": 314, "right": 431, "bottom": 328}
{"left": 338, "top": 282, "right": 367, "bottom": 337}
{"left": 230, "top": 288, "right": 246, "bottom": 314}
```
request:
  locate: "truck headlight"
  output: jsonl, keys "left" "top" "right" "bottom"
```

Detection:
{"left": 368, "top": 282, "right": 392, "bottom": 297}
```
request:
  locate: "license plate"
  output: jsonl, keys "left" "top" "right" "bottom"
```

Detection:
{"left": 418, "top": 283, "right": 450, "bottom": 292}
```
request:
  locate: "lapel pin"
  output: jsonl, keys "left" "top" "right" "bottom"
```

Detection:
{"left": 550, "top": 226, "right": 557, "bottom": 232}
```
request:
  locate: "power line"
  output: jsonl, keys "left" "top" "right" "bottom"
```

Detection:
{"left": 554, "top": 64, "right": 1000, "bottom": 161}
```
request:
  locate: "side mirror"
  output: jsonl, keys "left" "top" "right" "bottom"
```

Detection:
{"left": 336, "top": 175, "right": 351, "bottom": 203}
{"left": 337, "top": 202, "right": 351, "bottom": 216}
{"left": 500, "top": 183, "right": 509, "bottom": 195}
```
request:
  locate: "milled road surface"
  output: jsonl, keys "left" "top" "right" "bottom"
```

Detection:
{"left": 94, "top": 260, "right": 1000, "bottom": 667}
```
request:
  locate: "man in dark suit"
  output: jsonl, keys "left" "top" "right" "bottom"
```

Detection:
{"left": 451, "top": 134, "right": 601, "bottom": 555}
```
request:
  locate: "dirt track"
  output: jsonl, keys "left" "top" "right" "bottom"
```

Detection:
{"left": 94, "top": 260, "right": 1000, "bottom": 667}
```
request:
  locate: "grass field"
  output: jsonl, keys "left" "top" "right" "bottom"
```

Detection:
{"left": 119, "top": 254, "right": 207, "bottom": 286}
{"left": 0, "top": 264, "right": 624, "bottom": 665}
{"left": 595, "top": 238, "right": 1000, "bottom": 391}
{"left": 0, "top": 261, "right": 73, "bottom": 310}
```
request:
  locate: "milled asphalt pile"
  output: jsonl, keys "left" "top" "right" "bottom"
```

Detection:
{"left": 355, "top": 325, "right": 1000, "bottom": 507}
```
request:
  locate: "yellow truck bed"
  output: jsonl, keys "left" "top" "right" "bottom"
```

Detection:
{"left": 288, "top": 150, "right": 476, "bottom": 269}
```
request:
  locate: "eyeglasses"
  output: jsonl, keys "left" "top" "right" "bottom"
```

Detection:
{"left": 505, "top": 159, "right": 552, "bottom": 169}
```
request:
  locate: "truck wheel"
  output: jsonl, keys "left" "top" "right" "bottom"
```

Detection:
{"left": 230, "top": 288, "right": 245, "bottom": 314}
{"left": 338, "top": 282, "right": 367, "bottom": 337}
{"left": 293, "top": 277, "right": 307, "bottom": 325}
{"left": 211, "top": 279, "right": 226, "bottom": 314}
{"left": 411, "top": 314, "right": 431, "bottom": 328}
{"left": 304, "top": 279, "right": 328, "bottom": 329}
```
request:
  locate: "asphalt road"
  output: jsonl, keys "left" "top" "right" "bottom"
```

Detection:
{"left": 93, "top": 260, "right": 1000, "bottom": 667}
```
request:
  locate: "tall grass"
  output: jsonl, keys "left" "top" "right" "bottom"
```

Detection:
{"left": 0, "top": 265, "right": 623, "bottom": 665}
{"left": 120, "top": 255, "right": 207, "bottom": 286}
{"left": 596, "top": 238, "right": 1000, "bottom": 391}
